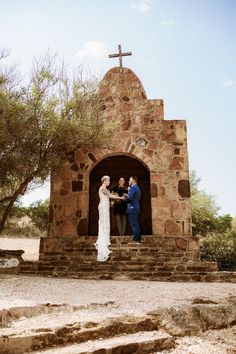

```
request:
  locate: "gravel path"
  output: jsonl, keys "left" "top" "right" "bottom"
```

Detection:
{"left": 0, "top": 274, "right": 235, "bottom": 312}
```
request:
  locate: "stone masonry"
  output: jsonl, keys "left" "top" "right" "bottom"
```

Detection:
{"left": 38, "top": 66, "right": 202, "bottom": 275}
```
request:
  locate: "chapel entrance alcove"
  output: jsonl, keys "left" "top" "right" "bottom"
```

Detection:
{"left": 89, "top": 155, "right": 152, "bottom": 236}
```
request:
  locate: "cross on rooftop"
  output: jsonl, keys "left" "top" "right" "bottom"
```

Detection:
{"left": 108, "top": 44, "right": 132, "bottom": 67}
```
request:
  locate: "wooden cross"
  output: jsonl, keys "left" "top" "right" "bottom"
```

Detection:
{"left": 108, "top": 44, "right": 132, "bottom": 67}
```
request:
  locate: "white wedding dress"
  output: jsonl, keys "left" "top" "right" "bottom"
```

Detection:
{"left": 94, "top": 186, "right": 112, "bottom": 262}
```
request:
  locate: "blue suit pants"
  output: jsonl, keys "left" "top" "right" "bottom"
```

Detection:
{"left": 128, "top": 212, "right": 141, "bottom": 241}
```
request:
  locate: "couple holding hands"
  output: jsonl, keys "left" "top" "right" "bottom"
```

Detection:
{"left": 94, "top": 175, "right": 141, "bottom": 262}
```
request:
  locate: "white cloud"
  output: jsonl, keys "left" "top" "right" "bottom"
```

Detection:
{"left": 131, "top": 0, "right": 151, "bottom": 12}
{"left": 161, "top": 20, "right": 177, "bottom": 25}
{"left": 221, "top": 79, "right": 235, "bottom": 87}
{"left": 74, "top": 41, "right": 107, "bottom": 60}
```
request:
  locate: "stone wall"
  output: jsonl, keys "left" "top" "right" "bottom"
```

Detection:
{"left": 47, "top": 66, "right": 193, "bottom": 250}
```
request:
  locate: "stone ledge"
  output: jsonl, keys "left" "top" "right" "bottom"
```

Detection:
{"left": 0, "top": 249, "right": 24, "bottom": 257}
{"left": 0, "top": 249, "right": 25, "bottom": 273}
{"left": 17, "top": 260, "right": 236, "bottom": 283}
{"left": 0, "top": 297, "right": 235, "bottom": 353}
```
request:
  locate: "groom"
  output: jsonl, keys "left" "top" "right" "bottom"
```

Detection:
{"left": 126, "top": 176, "right": 141, "bottom": 243}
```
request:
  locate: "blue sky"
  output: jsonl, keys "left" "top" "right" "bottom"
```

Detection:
{"left": 1, "top": 0, "right": 236, "bottom": 215}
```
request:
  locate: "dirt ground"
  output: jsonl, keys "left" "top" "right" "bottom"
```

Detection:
{"left": 0, "top": 236, "right": 40, "bottom": 261}
{"left": 0, "top": 237, "right": 236, "bottom": 353}
{"left": 0, "top": 274, "right": 236, "bottom": 311}
{"left": 0, "top": 274, "right": 236, "bottom": 353}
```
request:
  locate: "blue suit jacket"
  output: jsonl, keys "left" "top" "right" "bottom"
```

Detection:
{"left": 126, "top": 184, "right": 141, "bottom": 214}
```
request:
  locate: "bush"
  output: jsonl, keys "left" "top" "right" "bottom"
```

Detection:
{"left": 1, "top": 199, "right": 49, "bottom": 237}
{"left": 25, "top": 199, "right": 49, "bottom": 232}
{"left": 190, "top": 171, "right": 233, "bottom": 236}
{"left": 3, "top": 216, "right": 42, "bottom": 238}
{"left": 201, "top": 231, "right": 236, "bottom": 270}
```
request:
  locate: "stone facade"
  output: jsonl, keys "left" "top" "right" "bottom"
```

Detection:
{"left": 42, "top": 66, "right": 196, "bottom": 261}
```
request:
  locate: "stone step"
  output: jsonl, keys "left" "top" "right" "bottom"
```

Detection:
{"left": 1, "top": 296, "right": 236, "bottom": 354}
{"left": 33, "top": 330, "right": 174, "bottom": 354}
{"left": 18, "top": 260, "right": 236, "bottom": 282}
{"left": 18, "top": 233, "right": 222, "bottom": 281}
{"left": 37, "top": 258, "right": 217, "bottom": 269}
{"left": 39, "top": 254, "right": 200, "bottom": 264}
{"left": 0, "top": 306, "right": 175, "bottom": 354}
{"left": 33, "top": 254, "right": 218, "bottom": 275}
{"left": 78, "top": 260, "right": 217, "bottom": 271}
{"left": 40, "top": 248, "right": 200, "bottom": 257}
{"left": 40, "top": 235, "right": 199, "bottom": 249}
{"left": 45, "top": 270, "right": 236, "bottom": 282}
{"left": 36, "top": 261, "right": 218, "bottom": 278}
{"left": 78, "top": 235, "right": 187, "bottom": 244}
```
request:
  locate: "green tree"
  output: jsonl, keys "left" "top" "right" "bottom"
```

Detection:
{"left": 191, "top": 190, "right": 219, "bottom": 235}
{"left": 201, "top": 230, "right": 236, "bottom": 270}
{"left": 25, "top": 199, "right": 49, "bottom": 232}
{"left": 0, "top": 50, "right": 116, "bottom": 233}
{"left": 214, "top": 214, "right": 233, "bottom": 234}
{"left": 190, "top": 171, "right": 232, "bottom": 235}
{"left": 232, "top": 216, "right": 236, "bottom": 232}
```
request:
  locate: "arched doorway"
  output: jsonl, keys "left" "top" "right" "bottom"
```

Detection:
{"left": 89, "top": 155, "right": 152, "bottom": 236}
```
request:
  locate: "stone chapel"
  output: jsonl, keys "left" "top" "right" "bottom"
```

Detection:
{"left": 37, "top": 62, "right": 207, "bottom": 279}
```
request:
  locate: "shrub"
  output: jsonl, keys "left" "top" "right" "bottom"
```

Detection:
{"left": 201, "top": 231, "right": 236, "bottom": 270}
{"left": 25, "top": 199, "right": 49, "bottom": 232}
{"left": 3, "top": 216, "right": 41, "bottom": 238}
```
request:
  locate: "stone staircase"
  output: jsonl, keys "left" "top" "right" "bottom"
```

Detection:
{"left": 18, "top": 235, "right": 234, "bottom": 282}
{"left": 1, "top": 299, "right": 236, "bottom": 354}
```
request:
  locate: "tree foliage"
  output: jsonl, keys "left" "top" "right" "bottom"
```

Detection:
{"left": 190, "top": 170, "right": 235, "bottom": 270}
{"left": 2, "top": 199, "right": 49, "bottom": 236}
{"left": 25, "top": 199, "right": 49, "bottom": 232}
{"left": 201, "top": 231, "right": 236, "bottom": 270}
{"left": 0, "top": 50, "right": 116, "bottom": 232}
{"left": 232, "top": 216, "right": 236, "bottom": 232}
{"left": 190, "top": 171, "right": 232, "bottom": 236}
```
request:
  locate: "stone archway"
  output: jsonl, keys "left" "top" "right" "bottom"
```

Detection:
{"left": 89, "top": 155, "right": 152, "bottom": 236}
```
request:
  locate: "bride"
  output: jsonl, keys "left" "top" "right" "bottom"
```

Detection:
{"left": 95, "top": 175, "right": 124, "bottom": 262}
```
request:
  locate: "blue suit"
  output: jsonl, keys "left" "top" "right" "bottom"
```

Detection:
{"left": 126, "top": 184, "right": 141, "bottom": 242}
